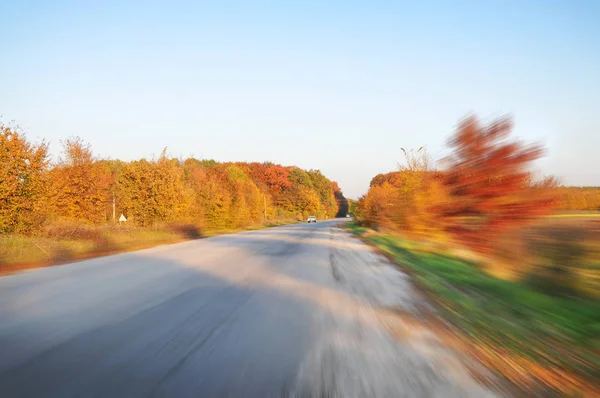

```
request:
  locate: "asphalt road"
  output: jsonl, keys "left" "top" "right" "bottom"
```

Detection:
{"left": 0, "top": 219, "right": 498, "bottom": 397}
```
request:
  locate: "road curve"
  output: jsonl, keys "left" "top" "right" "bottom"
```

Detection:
{"left": 0, "top": 219, "right": 497, "bottom": 397}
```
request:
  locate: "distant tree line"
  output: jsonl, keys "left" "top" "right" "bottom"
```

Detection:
{"left": 0, "top": 123, "right": 343, "bottom": 234}
{"left": 555, "top": 187, "right": 600, "bottom": 211}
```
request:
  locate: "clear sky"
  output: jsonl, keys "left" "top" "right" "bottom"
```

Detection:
{"left": 1, "top": 0, "right": 599, "bottom": 198}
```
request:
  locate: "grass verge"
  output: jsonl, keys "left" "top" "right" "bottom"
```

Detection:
{"left": 346, "top": 222, "right": 600, "bottom": 396}
{"left": 0, "top": 220, "right": 299, "bottom": 275}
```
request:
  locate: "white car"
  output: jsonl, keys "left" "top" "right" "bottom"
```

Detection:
{"left": 307, "top": 216, "right": 317, "bottom": 223}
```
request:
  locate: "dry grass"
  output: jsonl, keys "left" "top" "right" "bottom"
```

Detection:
{"left": 0, "top": 219, "right": 300, "bottom": 273}
{"left": 0, "top": 224, "right": 183, "bottom": 271}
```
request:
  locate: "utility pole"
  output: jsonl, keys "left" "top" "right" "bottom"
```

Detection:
{"left": 112, "top": 192, "right": 116, "bottom": 224}
{"left": 263, "top": 194, "right": 267, "bottom": 222}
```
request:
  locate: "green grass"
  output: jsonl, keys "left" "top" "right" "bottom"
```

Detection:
{"left": 346, "top": 222, "right": 369, "bottom": 236}
{"left": 346, "top": 222, "right": 600, "bottom": 388}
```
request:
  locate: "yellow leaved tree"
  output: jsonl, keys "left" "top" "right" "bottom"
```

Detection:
{"left": 47, "top": 137, "right": 112, "bottom": 224}
{"left": 116, "top": 149, "right": 192, "bottom": 227}
{"left": 0, "top": 123, "right": 49, "bottom": 233}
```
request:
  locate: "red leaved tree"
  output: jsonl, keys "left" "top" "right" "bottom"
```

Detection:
{"left": 442, "top": 115, "right": 556, "bottom": 251}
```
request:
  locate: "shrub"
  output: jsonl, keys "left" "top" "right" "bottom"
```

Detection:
{"left": 168, "top": 223, "right": 203, "bottom": 239}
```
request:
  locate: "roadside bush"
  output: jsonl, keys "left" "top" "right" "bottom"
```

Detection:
{"left": 168, "top": 223, "right": 203, "bottom": 239}
{"left": 41, "top": 220, "right": 114, "bottom": 250}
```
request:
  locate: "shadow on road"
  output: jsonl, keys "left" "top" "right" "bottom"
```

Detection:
{"left": 0, "top": 221, "right": 497, "bottom": 397}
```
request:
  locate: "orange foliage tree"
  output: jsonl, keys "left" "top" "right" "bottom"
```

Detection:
{"left": 359, "top": 148, "right": 449, "bottom": 239}
{"left": 442, "top": 116, "right": 555, "bottom": 250}
{"left": 357, "top": 115, "right": 557, "bottom": 251}
{"left": 557, "top": 187, "right": 600, "bottom": 211}
{"left": 195, "top": 166, "right": 233, "bottom": 229}
{"left": 0, "top": 123, "right": 49, "bottom": 233}
{"left": 115, "top": 150, "right": 192, "bottom": 227}
{"left": 0, "top": 121, "right": 345, "bottom": 232}
{"left": 248, "top": 162, "right": 292, "bottom": 200}
{"left": 47, "top": 137, "right": 112, "bottom": 224}
{"left": 226, "top": 165, "right": 264, "bottom": 228}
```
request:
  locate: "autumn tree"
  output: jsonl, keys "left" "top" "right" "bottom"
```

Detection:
{"left": 358, "top": 147, "right": 449, "bottom": 238}
{"left": 47, "top": 137, "right": 111, "bottom": 224}
{"left": 277, "top": 168, "right": 318, "bottom": 218}
{"left": 278, "top": 184, "right": 321, "bottom": 219}
{"left": 96, "top": 159, "right": 126, "bottom": 222}
{"left": 307, "top": 170, "right": 338, "bottom": 218}
{"left": 288, "top": 167, "right": 313, "bottom": 189}
{"left": 248, "top": 162, "right": 292, "bottom": 201}
{"left": 0, "top": 123, "right": 49, "bottom": 233}
{"left": 557, "top": 186, "right": 600, "bottom": 210}
{"left": 348, "top": 198, "right": 361, "bottom": 218}
{"left": 359, "top": 181, "right": 398, "bottom": 228}
{"left": 442, "top": 115, "right": 555, "bottom": 250}
{"left": 182, "top": 158, "right": 209, "bottom": 226}
{"left": 195, "top": 166, "right": 233, "bottom": 229}
{"left": 393, "top": 148, "right": 450, "bottom": 238}
{"left": 226, "top": 165, "right": 263, "bottom": 228}
{"left": 116, "top": 150, "right": 192, "bottom": 226}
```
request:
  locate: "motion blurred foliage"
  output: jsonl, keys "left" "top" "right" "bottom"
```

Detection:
{"left": 442, "top": 116, "right": 556, "bottom": 251}
{"left": 357, "top": 115, "right": 557, "bottom": 249}
{"left": 556, "top": 186, "right": 600, "bottom": 211}
{"left": 356, "top": 114, "right": 599, "bottom": 297}
{"left": 350, "top": 115, "right": 599, "bottom": 393}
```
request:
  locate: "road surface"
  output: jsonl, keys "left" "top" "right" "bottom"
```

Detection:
{"left": 0, "top": 219, "right": 498, "bottom": 397}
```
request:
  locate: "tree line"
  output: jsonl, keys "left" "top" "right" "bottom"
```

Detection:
{"left": 556, "top": 187, "right": 600, "bottom": 211}
{"left": 0, "top": 123, "right": 343, "bottom": 234}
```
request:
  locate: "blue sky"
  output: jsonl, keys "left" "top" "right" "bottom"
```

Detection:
{"left": 1, "top": 0, "right": 599, "bottom": 198}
